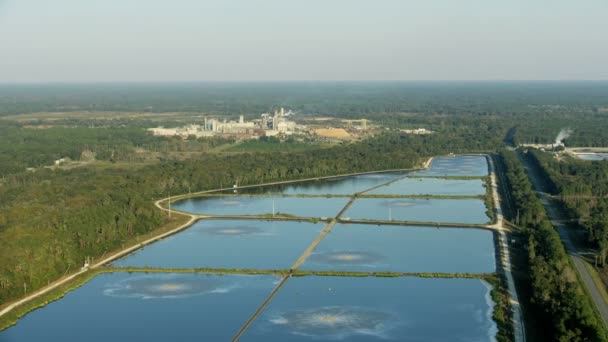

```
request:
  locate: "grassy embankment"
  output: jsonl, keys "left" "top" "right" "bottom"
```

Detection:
{"left": 0, "top": 211, "right": 191, "bottom": 331}
{"left": 0, "top": 266, "right": 289, "bottom": 331}
{"left": 407, "top": 175, "right": 486, "bottom": 180}
{"left": 484, "top": 176, "right": 496, "bottom": 224}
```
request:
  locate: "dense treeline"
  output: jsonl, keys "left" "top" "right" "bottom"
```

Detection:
{"left": 0, "top": 113, "right": 508, "bottom": 176}
{"left": 2, "top": 82, "right": 607, "bottom": 116}
{"left": 0, "top": 125, "right": 163, "bottom": 175}
{"left": 499, "top": 150, "right": 607, "bottom": 341}
{"left": 0, "top": 123, "right": 241, "bottom": 176}
{"left": 525, "top": 150, "right": 608, "bottom": 265}
{"left": 0, "top": 130, "right": 500, "bottom": 305}
{"left": 511, "top": 113, "right": 608, "bottom": 147}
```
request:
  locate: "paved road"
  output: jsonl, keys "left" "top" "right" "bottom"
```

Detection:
{"left": 518, "top": 152, "right": 608, "bottom": 324}
{"left": 488, "top": 155, "right": 525, "bottom": 342}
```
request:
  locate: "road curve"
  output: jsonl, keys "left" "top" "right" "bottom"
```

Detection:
{"left": 518, "top": 152, "right": 608, "bottom": 324}
{"left": 0, "top": 159, "right": 434, "bottom": 323}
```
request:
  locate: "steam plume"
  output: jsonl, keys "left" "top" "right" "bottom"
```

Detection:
{"left": 555, "top": 128, "right": 572, "bottom": 145}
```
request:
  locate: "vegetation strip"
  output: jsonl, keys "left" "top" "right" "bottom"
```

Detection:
{"left": 337, "top": 219, "right": 497, "bottom": 230}
{"left": 583, "top": 262, "right": 608, "bottom": 306}
{"left": 356, "top": 194, "right": 485, "bottom": 199}
{"left": 292, "top": 270, "right": 494, "bottom": 279}
{"left": 406, "top": 175, "right": 487, "bottom": 180}
{"left": 108, "top": 267, "right": 289, "bottom": 276}
{"left": 499, "top": 149, "right": 607, "bottom": 340}
{"left": 173, "top": 193, "right": 485, "bottom": 200}
{"left": 172, "top": 193, "right": 352, "bottom": 199}
{"left": 163, "top": 161, "right": 434, "bottom": 202}
{"left": 0, "top": 268, "right": 128, "bottom": 331}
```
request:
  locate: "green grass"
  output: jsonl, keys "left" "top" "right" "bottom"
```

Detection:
{"left": 484, "top": 275, "right": 515, "bottom": 342}
{"left": 484, "top": 177, "right": 496, "bottom": 224}
{"left": 0, "top": 266, "right": 288, "bottom": 331}
{"left": 0, "top": 270, "right": 102, "bottom": 331}
{"left": 291, "top": 270, "right": 494, "bottom": 279}
{"left": 583, "top": 262, "right": 608, "bottom": 305}
{"left": 407, "top": 175, "right": 487, "bottom": 180}
{"left": 111, "top": 266, "right": 289, "bottom": 276}
{"left": 357, "top": 194, "right": 485, "bottom": 200}
{"left": 184, "top": 193, "right": 351, "bottom": 198}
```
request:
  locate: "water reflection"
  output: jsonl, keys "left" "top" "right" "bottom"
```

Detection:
{"left": 204, "top": 225, "right": 263, "bottom": 236}
{"left": 104, "top": 274, "right": 235, "bottom": 299}
{"left": 222, "top": 200, "right": 242, "bottom": 206}
{"left": 309, "top": 251, "right": 383, "bottom": 266}
{"left": 269, "top": 306, "right": 396, "bottom": 340}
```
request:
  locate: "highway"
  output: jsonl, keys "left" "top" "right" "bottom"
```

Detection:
{"left": 518, "top": 152, "right": 608, "bottom": 324}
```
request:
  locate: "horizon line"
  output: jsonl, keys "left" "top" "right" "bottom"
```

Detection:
{"left": 1, "top": 79, "right": 608, "bottom": 85}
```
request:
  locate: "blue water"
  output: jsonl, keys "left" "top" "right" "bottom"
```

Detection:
{"left": 575, "top": 153, "right": 608, "bottom": 161}
{"left": 0, "top": 273, "right": 278, "bottom": 342}
{"left": 173, "top": 196, "right": 348, "bottom": 218}
{"left": 365, "top": 177, "right": 485, "bottom": 196}
{"left": 3, "top": 155, "right": 501, "bottom": 340}
{"left": 241, "top": 276, "right": 497, "bottom": 342}
{"left": 300, "top": 224, "right": 495, "bottom": 273}
{"left": 414, "top": 155, "right": 489, "bottom": 177}
{"left": 233, "top": 173, "right": 405, "bottom": 195}
{"left": 343, "top": 198, "right": 489, "bottom": 224}
{"left": 114, "top": 220, "right": 325, "bottom": 269}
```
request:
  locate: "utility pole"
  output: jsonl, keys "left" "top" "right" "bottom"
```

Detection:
{"left": 389, "top": 206, "right": 392, "bottom": 221}
{"left": 272, "top": 199, "right": 275, "bottom": 217}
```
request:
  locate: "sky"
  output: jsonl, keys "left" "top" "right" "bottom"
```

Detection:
{"left": 0, "top": 0, "right": 607, "bottom": 82}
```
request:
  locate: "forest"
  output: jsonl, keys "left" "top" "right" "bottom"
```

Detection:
{"left": 498, "top": 150, "right": 607, "bottom": 341}
{"left": 524, "top": 151, "right": 608, "bottom": 267}
{"left": 1, "top": 81, "right": 608, "bottom": 117}
{"left": 0, "top": 128, "right": 502, "bottom": 306}
{"left": 1, "top": 82, "right": 608, "bottom": 340}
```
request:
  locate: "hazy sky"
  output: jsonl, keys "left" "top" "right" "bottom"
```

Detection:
{"left": 1, "top": 0, "right": 607, "bottom": 82}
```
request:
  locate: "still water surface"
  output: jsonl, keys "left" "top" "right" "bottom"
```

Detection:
{"left": 173, "top": 196, "right": 348, "bottom": 218}
{"left": 300, "top": 223, "right": 495, "bottom": 273}
{"left": 414, "top": 155, "right": 488, "bottom": 177}
{"left": 344, "top": 198, "right": 489, "bottom": 224}
{"left": 365, "top": 177, "right": 485, "bottom": 196}
{"left": 114, "top": 220, "right": 324, "bottom": 269}
{"left": 233, "top": 172, "right": 405, "bottom": 195}
{"left": 575, "top": 153, "right": 608, "bottom": 161}
{"left": 242, "top": 276, "right": 497, "bottom": 342}
{"left": 0, "top": 273, "right": 278, "bottom": 341}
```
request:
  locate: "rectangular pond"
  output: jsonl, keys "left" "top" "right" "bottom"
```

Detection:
{"left": 574, "top": 153, "right": 608, "bottom": 161}
{"left": 114, "top": 220, "right": 325, "bottom": 269}
{"left": 0, "top": 272, "right": 279, "bottom": 342}
{"left": 240, "top": 276, "right": 497, "bottom": 342}
{"left": 299, "top": 223, "right": 496, "bottom": 274}
{"left": 414, "top": 155, "right": 488, "bottom": 177}
{"left": 172, "top": 196, "right": 348, "bottom": 218}
{"left": 231, "top": 172, "right": 405, "bottom": 196}
{"left": 343, "top": 198, "right": 490, "bottom": 224}
{"left": 365, "top": 177, "right": 485, "bottom": 196}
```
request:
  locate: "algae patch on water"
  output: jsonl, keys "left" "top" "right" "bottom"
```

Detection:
{"left": 268, "top": 306, "right": 397, "bottom": 339}
{"left": 103, "top": 273, "right": 236, "bottom": 299}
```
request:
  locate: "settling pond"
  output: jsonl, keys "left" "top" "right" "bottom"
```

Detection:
{"left": 1, "top": 155, "right": 502, "bottom": 341}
